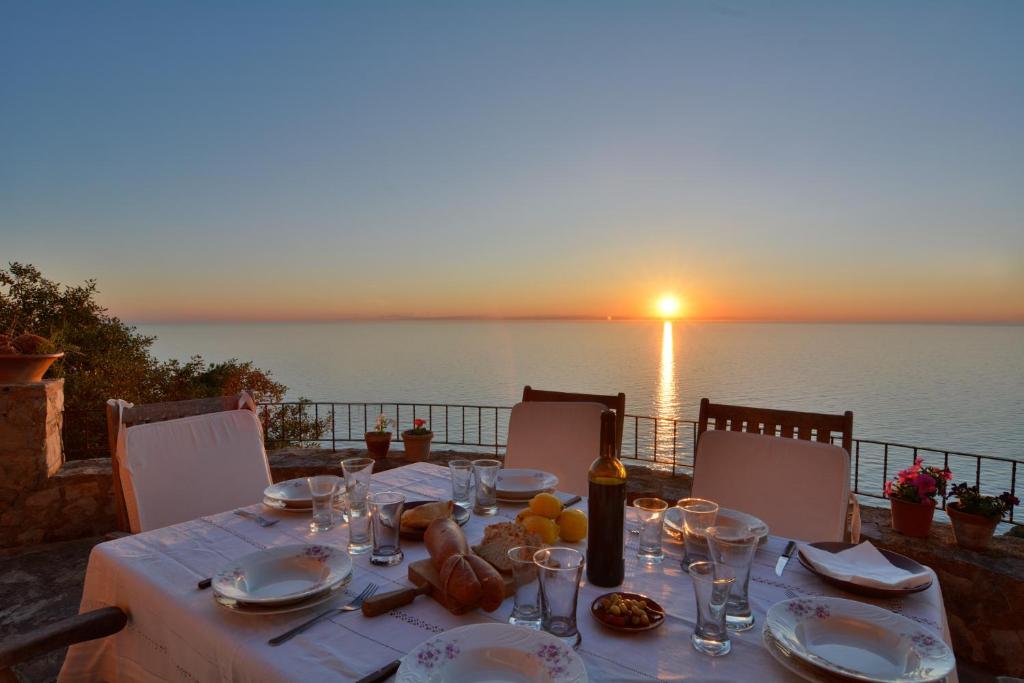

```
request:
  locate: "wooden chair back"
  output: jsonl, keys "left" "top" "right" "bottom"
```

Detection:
{"left": 522, "top": 385, "right": 626, "bottom": 456}
{"left": 105, "top": 394, "right": 251, "bottom": 532}
{"left": 697, "top": 398, "right": 853, "bottom": 454}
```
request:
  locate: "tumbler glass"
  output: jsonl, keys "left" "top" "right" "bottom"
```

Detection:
{"left": 633, "top": 498, "right": 668, "bottom": 564}
{"left": 706, "top": 525, "right": 758, "bottom": 631}
{"left": 448, "top": 459, "right": 473, "bottom": 511}
{"left": 472, "top": 459, "right": 502, "bottom": 516}
{"left": 677, "top": 498, "right": 719, "bottom": 567}
{"left": 688, "top": 561, "right": 734, "bottom": 657}
{"left": 307, "top": 475, "right": 340, "bottom": 533}
{"left": 534, "top": 547, "right": 585, "bottom": 647}
{"left": 507, "top": 545, "right": 542, "bottom": 628}
{"left": 342, "top": 457, "right": 374, "bottom": 554}
{"left": 368, "top": 490, "right": 405, "bottom": 566}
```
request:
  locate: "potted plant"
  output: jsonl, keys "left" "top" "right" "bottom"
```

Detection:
{"left": 946, "top": 483, "right": 1019, "bottom": 551}
{"left": 402, "top": 418, "right": 433, "bottom": 462}
{"left": 364, "top": 414, "right": 393, "bottom": 460}
{"left": 883, "top": 458, "right": 951, "bottom": 538}
{"left": 0, "top": 331, "right": 65, "bottom": 383}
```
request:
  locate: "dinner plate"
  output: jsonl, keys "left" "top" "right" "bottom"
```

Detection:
{"left": 262, "top": 494, "right": 347, "bottom": 512}
{"left": 396, "top": 623, "right": 587, "bottom": 682}
{"left": 495, "top": 469, "right": 558, "bottom": 500}
{"left": 399, "top": 500, "right": 471, "bottom": 541}
{"left": 264, "top": 476, "right": 342, "bottom": 509}
{"left": 214, "top": 579, "right": 350, "bottom": 616}
{"left": 766, "top": 597, "right": 955, "bottom": 683}
{"left": 212, "top": 544, "right": 353, "bottom": 606}
{"left": 664, "top": 506, "right": 769, "bottom": 543}
{"left": 763, "top": 625, "right": 861, "bottom": 683}
{"left": 797, "top": 542, "right": 932, "bottom": 599}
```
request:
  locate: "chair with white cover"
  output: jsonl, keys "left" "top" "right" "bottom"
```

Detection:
{"left": 105, "top": 392, "right": 272, "bottom": 533}
{"left": 504, "top": 401, "right": 605, "bottom": 497}
{"left": 692, "top": 399, "right": 858, "bottom": 542}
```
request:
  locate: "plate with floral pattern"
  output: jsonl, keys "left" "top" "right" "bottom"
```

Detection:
{"left": 766, "top": 597, "right": 954, "bottom": 683}
{"left": 396, "top": 623, "right": 587, "bottom": 682}
{"left": 212, "top": 544, "right": 352, "bottom": 606}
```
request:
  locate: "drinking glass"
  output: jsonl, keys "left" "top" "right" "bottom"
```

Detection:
{"left": 342, "top": 457, "right": 374, "bottom": 554}
{"left": 688, "top": 561, "right": 734, "bottom": 657}
{"left": 368, "top": 490, "right": 405, "bottom": 566}
{"left": 677, "top": 498, "right": 719, "bottom": 567}
{"left": 448, "top": 459, "right": 473, "bottom": 511}
{"left": 534, "top": 547, "right": 585, "bottom": 647}
{"left": 634, "top": 498, "right": 668, "bottom": 564}
{"left": 706, "top": 525, "right": 758, "bottom": 631}
{"left": 472, "top": 459, "right": 501, "bottom": 516}
{"left": 307, "top": 475, "right": 340, "bottom": 533}
{"left": 507, "top": 545, "right": 542, "bottom": 628}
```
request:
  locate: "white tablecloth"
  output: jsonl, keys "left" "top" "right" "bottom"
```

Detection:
{"left": 60, "top": 462, "right": 957, "bottom": 682}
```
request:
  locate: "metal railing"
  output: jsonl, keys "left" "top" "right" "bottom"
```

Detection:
{"left": 62, "top": 401, "right": 1020, "bottom": 525}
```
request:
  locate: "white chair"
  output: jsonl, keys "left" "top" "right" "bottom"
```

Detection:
{"left": 504, "top": 401, "right": 605, "bottom": 497}
{"left": 106, "top": 393, "right": 272, "bottom": 533}
{"left": 692, "top": 429, "right": 854, "bottom": 542}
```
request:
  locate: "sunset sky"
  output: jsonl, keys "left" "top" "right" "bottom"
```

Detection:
{"left": 2, "top": 1, "right": 1022, "bottom": 323}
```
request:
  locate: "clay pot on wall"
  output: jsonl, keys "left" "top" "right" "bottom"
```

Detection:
{"left": 947, "top": 503, "right": 1000, "bottom": 551}
{"left": 0, "top": 353, "right": 64, "bottom": 383}
{"left": 889, "top": 498, "right": 935, "bottom": 538}
{"left": 364, "top": 432, "right": 392, "bottom": 460}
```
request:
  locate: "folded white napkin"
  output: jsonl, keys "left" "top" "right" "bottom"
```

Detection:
{"left": 799, "top": 541, "right": 931, "bottom": 590}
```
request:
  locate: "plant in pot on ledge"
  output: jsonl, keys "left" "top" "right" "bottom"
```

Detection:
{"left": 402, "top": 418, "right": 433, "bottom": 462}
{"left": 884, "top": 458, "right": 952, "bottom": 538}
{"left": 0, "top": 331, "right": 65, "bottom": 383}
{"left": 365, "top": 414, "right": 393, "bottom": 460}
{"left": 946, "top": 483, "right": 1019, "bottom": 551}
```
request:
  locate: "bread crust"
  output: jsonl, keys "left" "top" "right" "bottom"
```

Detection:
{"left": 426, "top": 518, "right": 503, "bottom": 611}
{"left": 463, "top": 554, "right": 504, "bottom": 612}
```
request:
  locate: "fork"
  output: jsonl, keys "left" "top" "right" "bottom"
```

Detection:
{"left": 234, "top": 509, "right": 279, "bottom": 527}
{"left": 268, "top": 583, "right": 379, "bottom": 646}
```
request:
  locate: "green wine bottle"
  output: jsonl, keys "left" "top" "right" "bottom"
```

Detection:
{"left": 586, "top": 410, "right": 627, "bottom": 587}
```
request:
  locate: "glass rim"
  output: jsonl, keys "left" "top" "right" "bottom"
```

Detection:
{"left": 341, "top": 457, "right": 375, "bottom": 471}
{"left": 367, "top": 490, "right": 404, "bottom": 504}
{"left": 533, "top": 546, "right": 585, "bottom": 570}
{"left": 687, "top": 560, "right": 735, "bottom": 584}
{"left": 507, "top": 544, "right": 543, "bottom": 562}
{"left": 634, "top": 497, "right": 668, "bottom": 511}
{"left": 307, "top": 474, "right": 341, "bottom": 484}
{"left": 472, "top": 458, "right": 503, "bottom": 468}
{"left": 677, "top": 497, "right": 718, "bottom": 513}
{"left": 448, "top": 459, "right": 474, "bottom": 468}
{"left": 705, "top": 525, "right": 757, "bottom": 545}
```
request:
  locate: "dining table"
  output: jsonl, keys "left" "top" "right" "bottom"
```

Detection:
{"left": 59, "top": 461, "right": 958, "bottom": 682}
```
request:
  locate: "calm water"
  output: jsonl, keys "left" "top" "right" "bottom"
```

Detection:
{"left": 140, "top": 321, "right": 1024, "bottom": 465}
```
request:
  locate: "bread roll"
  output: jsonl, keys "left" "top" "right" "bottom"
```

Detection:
{"left": 425, "top": 518, "right": 470, "bottom": 572}
{"left": 439, "top": 554, "right": 482, "bottom": 608}
{"left": 463, "top": 554, "right": 504, "bottom": 612}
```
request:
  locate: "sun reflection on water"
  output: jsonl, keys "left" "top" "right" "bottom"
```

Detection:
{"left": 657, "top": 321, "right": 677, "bottom": 419}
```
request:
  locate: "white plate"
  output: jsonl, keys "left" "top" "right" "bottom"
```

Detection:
{"left": 212, "top": 544, "right": 352, "bottom": 606}
{"left": 763, "top": 625, "right": 854, "bottom": 683}
{"left": 496, "top": 469, "right": 559, "bottom": 500}
{"left": 264, "top": 476, "right": 342, "bottom": 508}
{"left": 664, "top": 506, "right": 770, "bottom": 543}
{"left": 397, "top": 623, "right": 587, "bottom": 683}
{"left": 262, "top": 495, "right": 347, "bottom": 512}
{"left": 766, "top": 597, "right": 955, "bottom": 683}
{"left": 214, "top": 579, "right": 350, "bottom": 615}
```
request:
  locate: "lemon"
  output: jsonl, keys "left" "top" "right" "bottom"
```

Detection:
{"left": 529, "top": 492, "right": 564, "bottom": 519}
{"left": 522, "top": 514, "right": 560, "bottom": 545}
{"left": 557, "top": 509, "right": 588, "bottom": 542}
{"left": 515, "top": 508, "right": 543, "bottom": 524}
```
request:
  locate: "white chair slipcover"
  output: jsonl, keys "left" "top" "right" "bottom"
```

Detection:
{"left": 504, "top": 401, "right": 605, "bottom": 497}
{"left": 692, "top": 429, "right": 854, "bottom": 542}
{"left": 111, "top": 400, "right": 272, "bottom": 533}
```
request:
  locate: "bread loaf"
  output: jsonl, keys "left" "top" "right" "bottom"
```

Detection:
{"left": 425, "top": 518, "right": 504, "bottom": 612}
{"left": 463, "top": 554, "right": 504, "bottom": 612}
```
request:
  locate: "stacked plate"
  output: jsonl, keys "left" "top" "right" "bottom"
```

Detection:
{"left": 495, "top": 469, "right": 558, "bottom": 502}
{"left": 764, "top": 597, "right": 955, "bottom": 683}
{"left": 663, "top": 506, "right": 770, "bottom": 544}
{"left": 262, "top": 476, "right": 343, "bottom": 512}
{"left": 212, "top": 544, "right": 353, "bottom": 615}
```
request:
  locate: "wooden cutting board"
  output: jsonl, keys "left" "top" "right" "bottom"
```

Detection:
{"left": 362, "top": 558, "right": 514, "bottom": 616}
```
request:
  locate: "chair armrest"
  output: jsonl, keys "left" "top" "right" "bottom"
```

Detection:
{"left": 0, "top": 607, "right": 127, "bottom": 670}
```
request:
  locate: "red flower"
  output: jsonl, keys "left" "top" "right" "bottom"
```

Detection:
{"left": 414, "top": 418, "right": 426, "bottom": 428}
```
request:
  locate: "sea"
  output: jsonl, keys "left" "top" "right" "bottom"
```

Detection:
{"left": 139, "top": 321, "right": 1023, "bottom": 495}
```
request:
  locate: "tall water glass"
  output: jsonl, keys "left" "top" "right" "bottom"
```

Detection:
{"left": 307, "top": 475, "right": 340, "bottom": 533}
{"left": 342, "top": 457, "right": 374, "bottom": 554}
{"left": 688, "top": 561, "right": 734, "bottom": 657}
{"left": 507, "top": 545, "right": 542, "bottom": 628}
{"left": 534, "top": 547, "right": 585, "bottom": 647}
{"left": 448, "top": 459, "right": 473, "bottom": 511}
{"left": 677, "top": 498, "right": 719, "bottom": 567}
{"left": 368, "top": 491, "right": 405, "bottom": 566}
{"left": 472, "top": 459, "right": 501, "bottom": 516}
{"left": 706, "top": 525, "right": 757, "bottom": 631}
{"left": 634, "top": 498, "right": 668, "bottom": 564}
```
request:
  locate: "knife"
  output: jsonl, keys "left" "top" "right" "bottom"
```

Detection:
{"left": 562, "top": 495, "right": 582, "bottom": 508}
{"left": 775, "top": 541, "right": 797, "bottom": 576}
{"left": 355, "top": 659, "right": 401, "bottom": 683}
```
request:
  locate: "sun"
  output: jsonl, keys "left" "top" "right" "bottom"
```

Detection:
{"left": 655, "top": 295, "right": 682, "bottom": 319}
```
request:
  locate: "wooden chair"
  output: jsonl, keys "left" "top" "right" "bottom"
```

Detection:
{"left": 105, "top": 393, "right": 261, "bottom": 532}
{"left": 697, "top": 398, "right": 853, "bottom": 454}
{"left": 0, "top": 607, "right": 127, "bottom": 683}
{"left": 522, "top": 385, "right": 626, "bottom": 456}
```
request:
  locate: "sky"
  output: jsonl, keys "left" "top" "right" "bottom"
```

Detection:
{"left": 2, "top": 1, "right": 1022, "bottom": 323}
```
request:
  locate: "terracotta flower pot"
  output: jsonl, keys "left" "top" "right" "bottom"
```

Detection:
{"left": 947, "top": 503, "right": 1000, "bottom": 551}
{"left": 0, "top": 353, "right": 64, "bottom": 383}
{"left": 402, "top": 431, "right": 433, "bottom": 462}
{"left": 364, "top": 432, "right": 392, "bottom": 460}
{"left": 890, "top": 497, "right": 935, "bottom": 538}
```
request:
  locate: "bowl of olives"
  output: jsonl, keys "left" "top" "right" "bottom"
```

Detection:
{"left": 591, "top": 592, "right": 665, "bottom": 632}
